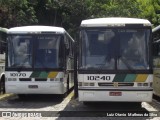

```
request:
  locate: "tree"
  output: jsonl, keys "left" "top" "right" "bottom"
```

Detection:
{"left": 137, "top": 0, "right": 160, "bottom": 26}
{"left": 83, "top": 0, "right": 140, "bottom": 18}
{"left": 0, "top": 0, "right": 38, "bottom": 28}
{"left": 45, "top": 0, "right": 91, "bottom": 35}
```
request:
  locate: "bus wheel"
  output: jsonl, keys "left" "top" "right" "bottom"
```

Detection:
{"left": 67, "top": 76, "right": 69, "bottom": 93}
{"left": 0, "top": 79, "right": 1, "bottom": 94}
{"left": 83, "top": 102, "right": 89, "bottom": 106}
{"left": 18, "top": 94, "right": 26, "bottom": 99}
{"left": 0, "top": 75, "right": 5, "bottom": 94}
{"left": 62, "top": 76, "right": 70, "bottom": 98}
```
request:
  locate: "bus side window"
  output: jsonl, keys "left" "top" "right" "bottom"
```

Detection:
{"left": 69, "top": 41, "right": 73, "bottom": 57}
{"left": 0, "top": 32, "right": 6, "bottom": 54}
{"left": 58, "top": 37, "right": 65, "bottom": 67}
{"left": 153, "top": 42, "right": 160, "bottom": 56}
{"left": 64, "top": 35, "right": 70, "bottom": 56}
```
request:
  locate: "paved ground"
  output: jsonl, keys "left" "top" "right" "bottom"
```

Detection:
{"left": 0, "top": 91, "right": 160, "bottom": 120}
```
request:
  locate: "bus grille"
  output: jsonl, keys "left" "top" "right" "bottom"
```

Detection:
{"left": 19, "top": 78, "right": 31, "bottom": 81}
{"left": 35, "top": 78, "right": 47, "bottom": 81}
{"left": 98, "top": 82, "right": 134, "bottom": 87}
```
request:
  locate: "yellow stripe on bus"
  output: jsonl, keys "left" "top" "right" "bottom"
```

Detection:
{"left": 135, "top": 74, "right": 148, "bottom": 82}
{"left": 48, "top": 72, "right": 58, "bottom": 78}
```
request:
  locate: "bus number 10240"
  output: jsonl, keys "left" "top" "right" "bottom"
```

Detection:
{"left": 87, "top": 76, "right": 111, "bottom": 81}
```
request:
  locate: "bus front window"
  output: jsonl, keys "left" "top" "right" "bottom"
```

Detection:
{"left": 80, "top": 28, "right": 150, "bottom": 70}
{"left": 34, "top": 35, "right": 63, "bottom": 68}
{"left": 118, "top": 29, "right": 150, "bottom": 70}
{"left": 80, "top": 29, "right": 115, "bottom": 69}
{"left": 8, "top": 36, "right": 32, "bottom": 68}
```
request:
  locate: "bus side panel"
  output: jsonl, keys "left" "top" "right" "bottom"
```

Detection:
{"left": 153, "top": 69, "right": 160, "bottom": 97}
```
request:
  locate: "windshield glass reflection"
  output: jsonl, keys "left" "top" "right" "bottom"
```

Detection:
{"left": 8, "top": 36, "right": 32, "bottom": 68}
{"left": 34, "top": 35, "right": 63, "bottom": 68}
{"left": 80, "top": 28, "right": 150, "bottom": 70}
{"left": 8, "top": 34, "right": 64, "bottom": 69}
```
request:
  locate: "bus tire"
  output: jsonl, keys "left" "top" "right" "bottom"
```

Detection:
{"left": 18, "top": 94, "right": 26, "bottom": 99}
{"left": 83, "top": 102, "right": 89, "bottom": 106}
{"left": 0, "top": 75, "right": 5, "bottom": 94}
{"left": 0, "top": 78, "right": 1, "bottom": 94}
{"left": 62, "top": 76, "right": 70, "bottom": 98}
{"left": 67, "top": 76, "right": 69, "bottom": 92}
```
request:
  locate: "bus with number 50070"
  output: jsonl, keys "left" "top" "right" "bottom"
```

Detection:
{"left": 77, "top": 18, "right": 153, "bottom": 102}
{"left": 5, "top": 26, "right": 74, "bottom": 98}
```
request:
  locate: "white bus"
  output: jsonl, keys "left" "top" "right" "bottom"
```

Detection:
{"left": 77, "top": 18, "right": 153, "bottom": 102}
{"left": 5, "top": 26, "right": 74, "bottom": 98}
{"left": 0, "top": 27, "right": 8, "bottom": 94}
{"left": 152, "top": 25, "right": 160, "bottom": 97}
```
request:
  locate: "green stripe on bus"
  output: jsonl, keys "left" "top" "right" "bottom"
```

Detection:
{"left": 30, "top": 72, "right": 41, "bottom": 78}
{"left": 39, "top": 72, "right": 49, "bottom": 78}
{"left": 113, "top": 74, "right": 127, "bottom": 82}
{"left": 124, "top": 74, "right": 137, "bottom": 82}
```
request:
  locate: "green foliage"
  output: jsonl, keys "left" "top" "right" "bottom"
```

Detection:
{"left": 0, "top": 0, "right": 160, "bottom": 33}
{"left": 0, "top": 0, "right": 38, "bottom": 27}
{"left": 89, "top": 0, "right": 140, "bottom": 18}
{"left": 137, "top": 0, "right": 160, "bottom": 26}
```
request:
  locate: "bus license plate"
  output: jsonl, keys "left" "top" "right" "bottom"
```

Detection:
{"left": 109, "top": 92, "right": 122, "bottom": 96}
{"left": 28, "top": 85, "right": 38, "bottom": 89}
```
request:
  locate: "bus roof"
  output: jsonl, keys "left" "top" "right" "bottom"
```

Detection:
{"left": 0, "top": 27, "right": 8, "bottom": 32}
{"left": 152, "top": 25, "right": 160, "bottom": 33}
{"left": 81, "top": 17, "right": 151, "bottom": 27}
{"left": 8, "top": 26, "right": 66, "bottom": 34}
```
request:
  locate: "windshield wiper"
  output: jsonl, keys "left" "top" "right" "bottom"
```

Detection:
{"left": 121, "top": 58, "right": 133, "bottom": 70}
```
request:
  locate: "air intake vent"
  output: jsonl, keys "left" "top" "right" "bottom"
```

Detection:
{"left": 35, "top": 78, "right": 47, "bottom": 81}
{"left": 98, "top": 82, "right": 134, "bottom": 87}
{"left": 19, "top": 78, "right": 31, "bottom": 81}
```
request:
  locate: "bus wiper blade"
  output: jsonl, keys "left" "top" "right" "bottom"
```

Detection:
{"left": 120, "top": 58, "right": 134, "bottom": 71}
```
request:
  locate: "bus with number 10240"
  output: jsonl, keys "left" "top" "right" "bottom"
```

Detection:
{"left": 5, "top": 26, "right": 74, "bottom": 98}
{"left": 77, "top": 17, "right": 153, "bottom": 102}
{"left": 152, "top": 25, "right": 160, "bottom": 97}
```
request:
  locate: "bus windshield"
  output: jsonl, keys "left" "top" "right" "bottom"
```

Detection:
{"left": 8, "top": 34, "right": 64, "bottom": 69}
{"left": 80, "top": 28, "right": 150, "bottom": 70}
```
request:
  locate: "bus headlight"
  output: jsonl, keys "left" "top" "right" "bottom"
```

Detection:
{"left": 8, "top": 78, "right": 17, "bottom": 81}
{"left": 84, "top": 83, "right": 89, "bottom": 86}
{"left": 143, "top": 83, "right": 148, "bottom": 86}
{"left": 137, "top": 82, "right": 149, "bottom": 87}
{"left": 89, "top": 83, "right": 95, "bottom": 86}
{"left": 50, "top": 78, "right": 63, "bottom": 82}
{"left": 137, "top": 83, "right": 142, "bottom": 86}
{"left": 78, "top": 82, "right": 95, "bottom": 86}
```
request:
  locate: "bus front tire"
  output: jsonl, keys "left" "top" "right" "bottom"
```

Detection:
{"left": 18, "top": 94, "right": 26, "bottom": 99}
{"left": 0, "top": 75, "right": 5, "bottom": 94}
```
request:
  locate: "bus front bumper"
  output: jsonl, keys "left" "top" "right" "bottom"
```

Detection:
{"left": 78, "top": 88, "right": 153, "bottom": 102}
{"left": 5, "top": 82, "right": 66, "bottom": 94}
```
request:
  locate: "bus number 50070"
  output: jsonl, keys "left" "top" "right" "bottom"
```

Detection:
{"left": 87, "top": 76, "right": 111, "bottom": 81}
